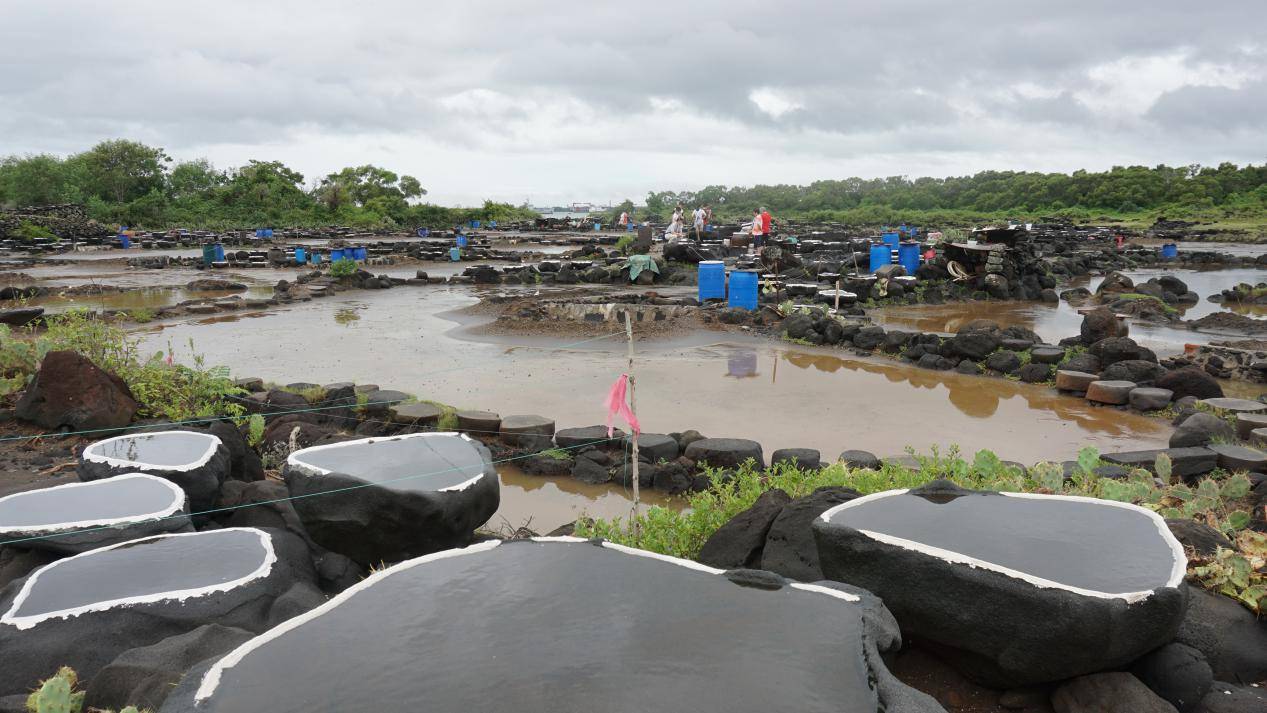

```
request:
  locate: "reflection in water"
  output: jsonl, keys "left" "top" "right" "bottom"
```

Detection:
{"left": 492, "top": 465, "right": 682, "bottom": 532}
{"left": 726, "top": 350, "right": 759, "bottom": 378}
{"left": 334, "top": 308, "right": 362, "bottom": 326}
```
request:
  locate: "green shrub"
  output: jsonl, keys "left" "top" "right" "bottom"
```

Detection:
{"left": 12, "top": 221, "right": 58, "bottom": 243}
{"left": 328, "top": 258, "right": 358, "bottom": 278}
{"left": 614, "top": 235, "right": 635, "bottom": 255}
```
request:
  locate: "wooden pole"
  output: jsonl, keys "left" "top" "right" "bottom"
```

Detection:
{"left": 624, "top": 312, "right": 641, "bottom": 539}
{"left": 835, "top": 279, "right": 842, "bottom": 312}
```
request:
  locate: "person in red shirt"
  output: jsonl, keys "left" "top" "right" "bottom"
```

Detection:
{"left": 760, "top": 208, "right": 773, "bottom": 240}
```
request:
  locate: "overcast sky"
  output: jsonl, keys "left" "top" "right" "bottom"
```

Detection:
{"left": 2, "top": 1, "right": 1265, "bottom": 206}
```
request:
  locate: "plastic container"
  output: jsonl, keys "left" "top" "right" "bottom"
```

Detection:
{"left": 309, "top": 252, "right": 321, "bottom": 265}
{"left": 593, "top": 223, "right": 602, "bottom": 231}
{"left": 294, "top": 247, "right": 306, "bottom": 264}
{"left": 882, "top": 232, "right": 900, "bottom": 251}
{"left": 417, "top": 228, "right": 430, "bottom": 237}
{"left": 456, "top": 235, "right": 468, "bottom": 248}
{"left": 118, "top": 234, "right": 131, "bottom": 249}
{"left": 869, "top": 244, "right": 892, "bottom": 273}
{"left": 449, "top": 247, "right": 461, "bottom": 262}
{"left": 213, "top": 243, "right": 226, "bottom": 262}
{"left": 470, "top": 220, "right": 481, "bottom": 229}
{"left": 698, "top": 260, "right": 726, "bottom": 301}
{"left": 202, "top": 245, "right": 216, "bottom": 266}
{"left": 489, "top": 220, "right": 497, "bottom": 228}
{"left": 330, "top": 248, "right": 345, "bottom": 262}
{"left": 354, "top": 247, "right": 367, "bottom": 261}
{"left": 728, "top": 270, "right": 759, "bottom": 311}
{"left": 898, "top": 241, "right": 921, "bottom": 275}
{"left": 1161, "top": 243, "right": 1178, "bottom": 259}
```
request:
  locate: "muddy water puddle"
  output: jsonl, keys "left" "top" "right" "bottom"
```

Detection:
{"left": 874, "top": 266, "right": 1267, "bottom": 356}
{"left": 138, "top": 286, "right": 1169, "bottom": 475}
{"left": 492, "top": 465, "right": 680, "bottom": 532}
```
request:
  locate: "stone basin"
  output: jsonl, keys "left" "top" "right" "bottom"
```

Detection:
{"left": 812, "top": 480, "right": 1188, "bottom": 686}
{"left": 162, "top": 539, "right": 940, "bottom": 713}
{"left": 283, "top": 433, "right": 500, "bottom": 565}
{"left": 0, "top": 528, "right": 316, "bottom": 698}
{"left": 0, "top": 473, "right": 191, "bottom": 553}
{"left": 78, "top": 431, "right": 230, "bottom": 511}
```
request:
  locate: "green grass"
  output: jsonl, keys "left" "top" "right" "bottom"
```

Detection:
{"left": 1114, "top": 293, "right": 1180, "bottom": 315}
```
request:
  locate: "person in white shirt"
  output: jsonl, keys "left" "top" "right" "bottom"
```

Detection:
{"left": 692, "top": 207, "right": 705, "bottom": 240}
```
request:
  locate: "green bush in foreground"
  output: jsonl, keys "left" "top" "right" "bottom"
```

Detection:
{"left": 577, "top": 446, "right": 1265, "bottom": 612}
{"left": 327, "top": 257, "right": 358, "bottom": 278}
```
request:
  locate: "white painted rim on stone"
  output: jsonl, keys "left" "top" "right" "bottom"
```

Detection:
{"left": 818, "top": 489, "right": 1187, "bottom": 602}
{"left": 0, "top": 528, "right": 276, "bottom": 631}
{"left": 0, "top": 473, "right": 187, "bottom": 535}
{"left": 193, "top": 537, "right": 859, "bottom": 702}
{"left": 286, "top": 431, "right": 490, "bottom": 492}
{"left": 82, "top": 430, "right": 222, "bottom": 472}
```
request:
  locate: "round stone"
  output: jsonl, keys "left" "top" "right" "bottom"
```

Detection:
{"left": 838, "top": 450, "right": 880, "bottom": 469}
{"left": 1030, "top": 346, "right": 1066, "bottom": 365}
{"left": 627, "top": 433, "right": 679, "bottom": 463}
{"left": 555, "top": 426, "right": 623, "bottom": 450}
{"left": 1250, "top": 428, "right": 1267, "bottom": 448}
{"left": 1235, "top": 412, "right": 1267, "bottom": 441}
{"left": 771, "top": 448, "right": 822, "bottom": 470}
{"left": 1129, "top": 387, "right": 1174, "bottom": 411}
{"left": 389, "top": 402, "right": 442, "bottom": 426}
{"left": 455, "top": 410, "right": 500, "bottom": 435}
{"left": 1207, "top": 443, "right": 1267, "bottom": 473}
{"left": 499, "top": 415, "right": 556, "bottom": 446}
{"left": 1197, "top": 398, "right": 1267, "bottom": 415}
{"left": 683, "top": 438, "right": 764, "bottom": 469}
{"left": 1055, "top": 370, "right": 1098, "bottom": 393}
{"left": 1086, "top": 380, "right": 1136, "bottom": 405}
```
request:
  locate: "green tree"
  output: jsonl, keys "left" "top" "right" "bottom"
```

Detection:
{"left": 76, "top": 139, "right": 171, "bottom": 204}
{"left": 0, "top": 154, "right": 70, "bottom": 207}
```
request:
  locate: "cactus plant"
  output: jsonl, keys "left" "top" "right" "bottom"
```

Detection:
{"left": 25, "top": 667, "right": 84, "bottom": 713}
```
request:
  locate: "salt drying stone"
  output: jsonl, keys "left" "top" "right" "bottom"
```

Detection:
{"left": 78, "top": 431, "right": 230, "bottom": 511}
{"left": 0, "top": 473, "right": 191, "bottom": 554}
{"left": 1196, "top": 397, "right": 1267, "bottom": 414}
{"left": 283, "top": 433, "right": 499, "bottom": 565}
{"left": 812, "top": 480, "right": 1187, "bottom": 687}
{"left": 161, "top": 539, "right": 941, "bottom": 713}
{"left": 0, "top": 528, "right": 315, "bottom": 697}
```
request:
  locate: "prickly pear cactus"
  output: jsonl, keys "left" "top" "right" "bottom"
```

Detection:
{"left": 24, "top": 667, "right": 85, "bottom": 713}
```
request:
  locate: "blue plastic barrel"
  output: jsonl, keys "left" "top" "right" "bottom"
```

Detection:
{"left": 294, "top": 247, "right": 306, "bottom": 264}
{"left": 417, "top": 228, "right": 429, "bottom": 237}
{"left": 449, "top": 247, "right": 461, "bottom": 262}
{"left": 489, "top": 220, "right": 497, "bottom": 228}
{"left": 470, "top": 220, "right": 481, "bottom": 229}
{"left": 456, "top": 235, "right": 468, "bottom": 248}
{"left": 330, "top": 248, "right": 344, "bottom": 262}
{"left": 213, "top": 243, "right": 225, "bottom": 262}
{"left": 117, "top": 234, "right": 131, "bottom": 249}
{"left": 309, "top": 252, "right": 320, "bottom": 265}
{"left": 1161, "top": 243, "right": 1178, "bottom": 259}
{"left": 882, "top": 232, "right": 900, "bottom": 251}
{"left": 898, "top": 242, "right": 920, "bottom": 275}
{"left": 728, "top": 270, "right": 759, "bottom": 311}
{"left": 202, "top": 245, "right": 216, "bottom": 265}
{"left": 869, "top": 244, "right": 892, "bottom": 273}
{"left": 265, "top": 228, "right": 273, "bottom": 238}
{"left": 698, "top": 260, "right": 726, "bottom": 301}
{"left": 593, "top": 223, "right": 602, "bottom": 231}
{"left": 354, "top": 247, "right": 367, "bottom": 261}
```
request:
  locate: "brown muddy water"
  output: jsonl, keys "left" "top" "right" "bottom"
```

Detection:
{"left": 136, "top": 286, "right": 1169, "bottom": 466}
{"left": 874, "top": 266, "right": 1267, "bottom": 356}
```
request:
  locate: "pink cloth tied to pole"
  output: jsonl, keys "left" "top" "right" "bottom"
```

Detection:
{"left": 604, "top": 374, "right": 640, "bottom": 437}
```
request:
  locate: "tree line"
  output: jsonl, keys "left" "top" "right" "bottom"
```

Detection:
{"left": 625, "top": 163, "right": 1267, "bottom": 227}
{"left": 0, "top": 139, "right": 536, "bottom": 230}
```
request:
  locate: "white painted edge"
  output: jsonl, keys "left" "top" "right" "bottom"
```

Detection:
{"left": 82, "top": 430, "right": 221, "bottom": 472}
{"left": 193, "top": 539, "right": 504, "bottom": 702}
{"left": 286, "top": 431, "right": 489, "bottom": 492}
{"left": 0, "top": 528, "right": 276, "bottom": 631}
{"left": 195, "top": 537, "right": 864, "bottom": 702}
{"left": 817, "top": 489, "right": 1187, "bottom": 602}
{"left": 0, "top": 473, "right": 187, "bottom": 534}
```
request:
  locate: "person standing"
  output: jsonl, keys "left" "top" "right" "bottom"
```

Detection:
{"left": 750, "top": 208, "right": 764, "bottom": 254}
{"left": 761, "top": 206, "right": 773, "bottom": 241}
{"left": 692, "top": 205, "right": 706, "bottom": 241}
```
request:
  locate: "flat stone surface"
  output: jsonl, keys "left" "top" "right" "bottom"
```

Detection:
{"left": 83, "top": 431, "right": 220, "bottom": 470}
{"left": 1196, "top": 397, "right": 1267, "bottom": 414}
{"left": 683, "top": 438, "right": 764, "bottom": 468}
{"left": 1101, "top": 447, "right": 1218, "bottom": 478}
{"left": 1250, "top": 427, "right": 1267, "bottom": 447}
{"left": 1, "top": 529, "right": 271, "bottom": 628}
{"left": 627, "top": 433, "right": 679, "bottom": 462}
{"left": 165, "top": 540, "right": 931, "bottom": 713}
{"left": 360, "top": 389, "right": 411, "bottom": 412}
{"left": 1029, "top": 346, "right": 1066, "bottom": 364}
{"left": 1129, "top": 387, "right": 1174, "bottom": 411}
{"left": 287, "top": 433, "right": 489, "bottom": 492}
{"left": 500, "top": 415, "right": 555, "bottom": 437}
{"left": 554, "top": 425, "right": 623, "bottom": 450}
{"left": 1207, "top": 443, "right": 1267, "bottom": 472}
{"left": 455, "top": 410, "right": 500, "bottom": 434}
{"left": 1086, "top": 380, "right": 1135, "bottom": 405}
{"left": 1234, "top": 412, "right": 1267, "bottom": 440}
{"left": 1055, "top": 370, "right": 1098, "bottom": 392}
{"left": 388, "top": 402, "right": 442, "bottom": 425}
